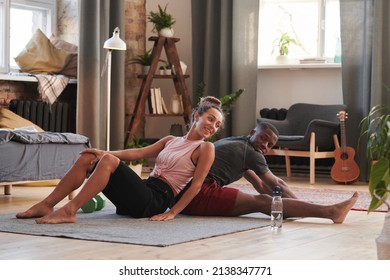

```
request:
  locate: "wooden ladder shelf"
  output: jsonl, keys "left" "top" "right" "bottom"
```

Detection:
{"left": 125, "top": 36, "right": 192, "bottom": 147}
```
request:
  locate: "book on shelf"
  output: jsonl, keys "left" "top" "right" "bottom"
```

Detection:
{"left": 147, "top": 89, "right": 153, "bottom": 113}
{"left": 149, "top": 88, "right": 157, "bottom": 114}
{"left": 161, "top": 96, "right": 169, "bottom": 114}
{"left": 155, "top": 88, "right": 163, "bottom": 114}
{"left": 148, "top": 87, "right": 168, "bottom": 114}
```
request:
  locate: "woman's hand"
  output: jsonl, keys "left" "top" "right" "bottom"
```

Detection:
{"left": 149, "top": 211, "right": 177, "bottom": 221}
{"left": 80, "top": 148, "right": 106, "bottom": 165}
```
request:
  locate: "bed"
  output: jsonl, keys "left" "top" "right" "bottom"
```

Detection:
{"left": 0, "top": 129, "right": 90, "bottom": 195}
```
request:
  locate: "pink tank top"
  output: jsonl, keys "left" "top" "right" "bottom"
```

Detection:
{"left": 150, "top": 136, "right": 204, "bottom": 194}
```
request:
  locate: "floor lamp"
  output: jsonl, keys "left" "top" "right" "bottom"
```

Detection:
{"left": 103, "top": 27, "right": 126, "bottom": 150}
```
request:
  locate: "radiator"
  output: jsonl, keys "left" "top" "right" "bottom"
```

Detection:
{"left": 9, "top": 99, "right": 76, "bottom": 133}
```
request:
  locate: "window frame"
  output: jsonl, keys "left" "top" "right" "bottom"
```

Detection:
{"left": 0, "top": 0, "right": 56, "bottom": 73}
{"left": 258, "top": 0, "right": 340, "bottom": 67}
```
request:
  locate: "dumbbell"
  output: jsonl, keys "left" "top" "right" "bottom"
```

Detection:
{"left": 81, "top": 194, "right": 106, "bottom": 213}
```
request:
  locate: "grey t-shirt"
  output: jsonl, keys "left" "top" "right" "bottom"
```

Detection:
{"left": 208, "top": 136, "right": 270, "bottom": 186}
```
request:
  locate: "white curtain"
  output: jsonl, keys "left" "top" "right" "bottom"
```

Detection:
{"left": 77, "top": 0, "right": 126, "bottom": 150}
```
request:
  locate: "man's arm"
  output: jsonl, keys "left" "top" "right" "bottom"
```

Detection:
{"left": 244, "top": 169, "right": 298, "bottom": 198}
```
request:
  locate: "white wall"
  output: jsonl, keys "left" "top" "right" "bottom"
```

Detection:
{"left": 256, "top": 66, "right": 343, "bottom": 112}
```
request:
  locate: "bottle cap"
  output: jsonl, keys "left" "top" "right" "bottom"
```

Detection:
{"left": 272, "top": 186, "right": 282, "bottom": 196}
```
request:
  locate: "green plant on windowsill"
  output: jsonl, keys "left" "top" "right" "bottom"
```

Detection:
{"left": 359, "top": 100, "right": 390, "bottom": 212}
{"left": 272, "top": 32, "right": 297, "bottom": 56}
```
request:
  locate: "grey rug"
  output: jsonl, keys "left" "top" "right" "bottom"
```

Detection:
{"left": 0, "top": 202, "right": 270, "bottom": 247}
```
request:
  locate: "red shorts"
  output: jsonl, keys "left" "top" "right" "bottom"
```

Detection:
{"left": 181, "top": 181, "right": 239, "bottom": 216}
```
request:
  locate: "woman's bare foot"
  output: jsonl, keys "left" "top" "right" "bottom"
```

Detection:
{"left": 16, "top": 201, "right": 53, "bottom": 219}
{"left": 35, "top": 207, "right": 77, "bottom": 224}
{"left": 331, "top": 192, "right": 359, "bottom": 224}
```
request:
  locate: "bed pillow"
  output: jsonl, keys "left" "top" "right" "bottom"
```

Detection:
{"left": 0, "top": 107, "right": 44, "bottom": 132}
{"left": 50, "top": 34, "right": 78, "bottom": 78}
{"left": 14, "top": 29, "right": 72, "bottom": 75}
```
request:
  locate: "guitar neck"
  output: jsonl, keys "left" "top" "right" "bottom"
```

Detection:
{"left": 340, "top": 120, "right": 347, "bottom": 152}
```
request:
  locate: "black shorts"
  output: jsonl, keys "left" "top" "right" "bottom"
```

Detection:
{"left": 102, "top": 162, "right": 174, "bottom": 218}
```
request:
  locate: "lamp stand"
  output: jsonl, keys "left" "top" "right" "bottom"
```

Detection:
{"left": 106, "top": 49, "right": 112, "bottom": 151}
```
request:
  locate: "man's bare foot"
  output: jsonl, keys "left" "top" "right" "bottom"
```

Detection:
{"left": 35, "top": 207, "right": 77, "bottom": 224}
{"left": 16, "top": 202, "right": 53, "bottom": 219}
{"left": 332, "top": 192, "right": 359, "bottom": 224}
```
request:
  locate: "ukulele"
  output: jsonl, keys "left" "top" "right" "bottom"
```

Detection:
{"left": 331, "top": 111, "right": 360, "bottom": 184}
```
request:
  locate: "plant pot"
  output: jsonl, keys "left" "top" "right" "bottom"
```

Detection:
{"left": 142, "top": 66, "right": 150, "bottom": 75}
{"left": 159, "top": 28, "right": 174, "bottom": 38}
{"left": 275, "top": 55, "right": 289, "bottom": 64}
{"left": 376, "top": 211, "right": 390, "bottom": 259}
{"left": 128, "top": 163, "right": 143, "bottom": 177}
{"left": 164, "top": 69, "right": 172, "bottom": 75}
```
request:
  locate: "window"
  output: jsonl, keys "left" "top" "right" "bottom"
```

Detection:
{"left": 0, "top": 0, "right": 56, "bottom": 73}
{"left": 258, "top": 0, "right": 340, "bottom": 66}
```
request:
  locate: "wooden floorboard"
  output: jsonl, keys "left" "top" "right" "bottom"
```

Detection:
{"left": 0, "top": 176, "right": 385, "bottom": 260}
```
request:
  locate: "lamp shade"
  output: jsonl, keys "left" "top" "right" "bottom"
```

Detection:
{"left": 103, "top": 27, "right": 127, "bottom": 50}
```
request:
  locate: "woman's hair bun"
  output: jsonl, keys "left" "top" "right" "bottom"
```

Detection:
{"left": 198, "top": 96, "right": 222, "bottom": 108}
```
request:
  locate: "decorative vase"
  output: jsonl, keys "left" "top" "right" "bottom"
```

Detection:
{"left": 172, "top": 61, "right": 187, "bottom": 75}
{"left": 275, "top": 55, "right": 289, "bottom": 64}
{"left": 170, "top": 94, "right": 181, "bottom": 114}
{"left": 159, "top": 28, "right": 174, "bottom": 38}
{"left": 170, "top": 123, "right": 183, "bottom": 136}
{"left": 376, "top": 211, "right": 390, "bottom": 259}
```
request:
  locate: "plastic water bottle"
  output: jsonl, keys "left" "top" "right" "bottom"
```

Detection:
{"left": 271, "top": 186, "right": 283, "bottom": 230}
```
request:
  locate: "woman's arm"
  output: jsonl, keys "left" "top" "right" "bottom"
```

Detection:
{"left": 149, "top": 141, "right": 215, "bottom": 221}
{"left": 81, "top": 136, "right": 175, "bottom": 163}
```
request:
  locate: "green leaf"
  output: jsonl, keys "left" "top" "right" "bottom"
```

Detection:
{"left": 368, "top": 158, "right": 390, "bottom": 212}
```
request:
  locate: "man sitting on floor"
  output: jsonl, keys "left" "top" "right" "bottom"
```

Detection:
{"left": 176, "top": 120, "right": 358, "bottom": 224}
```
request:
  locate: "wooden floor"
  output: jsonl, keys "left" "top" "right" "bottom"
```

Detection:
{"left": 0, "top": 175, "right": 385, "bottom": 260}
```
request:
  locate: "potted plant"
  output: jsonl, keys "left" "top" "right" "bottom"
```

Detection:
{"left": 126, "top": 135, "right": 148, "bottom": 176}
{"left": 129, "top": 49, "right": 153, "bottom": 75}
{"left": 159, "top": 65, "right": 165, "bottom": 75}
{"left": 164, "top": 63, "right": 172, "bottom": 75}
{"left": 272, "top": 32, "right": 296, "bottom": 64}
{"left": 129, "top": 49, "right": 166, "bottom": 75}
{"left": 147, "top": 4, "right": 176, "bottom": 37}
{"left": 359, "top": 101, "right": 390, "bottom": 259}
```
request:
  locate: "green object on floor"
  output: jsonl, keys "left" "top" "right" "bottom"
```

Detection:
{"left": 81, "top": 195, "right": 106, "bottom": 213}
{"left": 94, "top": 195, "right": 106, "bottom": 211}
{"left": 81, "top": 197, "right": 97, "bottom": 213}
